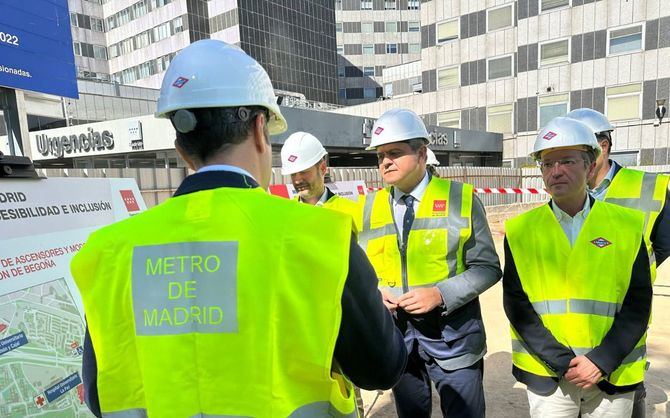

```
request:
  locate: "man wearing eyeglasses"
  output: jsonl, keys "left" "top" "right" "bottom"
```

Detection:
{"left": 503, "top": 116, "right": 652, "bottom": 417}
{"left": 358, "top": 108, "right": 501, "bottom": 418}
{"left": 566, "top": 108, "right": 670, "bottom": 417}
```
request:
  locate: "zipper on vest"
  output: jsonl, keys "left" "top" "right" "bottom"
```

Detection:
{"left": 400, "top": 241, "right": 409, "bottom": 293}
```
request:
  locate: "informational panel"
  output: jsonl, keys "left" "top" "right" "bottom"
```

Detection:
{"left": 0, "top": 178, "right": 146, "bottom": 417}
{"left": 0, "top": 0, "right": 78, "bottom": 98}
{"left": 269, "top": 180, "right": 367, "bottom": 201}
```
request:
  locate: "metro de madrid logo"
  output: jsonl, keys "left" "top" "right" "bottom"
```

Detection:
{"left": 172, "top": 77, "right": 189, "bottom": 88}
{"left": 590, "top": 237, "right": 612, "bottom": 248}
{"left": 542, "top": 131, "right": 557, "bottom": 141}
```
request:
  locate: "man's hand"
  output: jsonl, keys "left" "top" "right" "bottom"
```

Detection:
{"left": 397, "top": 288, "right": 443, "bottom": 314}
{"left": 564, "top": 355, "right": 602, "bottom": 388}
{"left": 380, "top": 290, "right": 398, "bottom": 312}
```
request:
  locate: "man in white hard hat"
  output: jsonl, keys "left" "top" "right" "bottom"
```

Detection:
{"left": 72, "top": 40, "right": 407, "bottom": 418}
{"left": 358, "top": 108, "right": 501, "bottom": 417}
{"left": 426, "top": 148, "right": 440, "bottom": 178}
{"left": 566, "top": 108, "right": 670, "bottom": 417}
{"left": 281, "top": 131, "right": 361, "bottom": 231}
{"left": 503, "top": 117, "right": 652, "bottom": 417}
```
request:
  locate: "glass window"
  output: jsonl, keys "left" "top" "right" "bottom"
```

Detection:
{"left": 363, "top": 66, "right": 375, "bottom": 76}
{"left": 408, "top": 43, "right": 421, "bottom": 54}
{"left": 407, "top": 0, "right": 420, "bottom": 10}
{"left": 540, "top": 39, "right": 569, "bottom": 66}
{"left": 437, "top": 20, "right": 458, "bottom": 43}
{"left": 609, "top": 25, "right": 643, "bottom": 55}
{"left": 73, "top": 42, "right": 81, "bottom": 56}
{"left": 438, "top": 110, "right": 460, "bottom": 128}
{"left": 338, "top": 66, "right": 345, "bottom": 77}
{"left": 386, "top": 21, "right": 397, "bottom": 33}
{"left": 70, "top": 13, "right": 78, "bottom": 27}
{"left": 364, "top": 87, "right": 377, "bottom": 98}
{"left": 336, "top": 45, "right": 344, "bottom": 54}
{"left": 488, "top": 5, "right": 513, "bottom": 31}
{"left": 385, "top": 0, "right": 396, "bottom": 10}
{"left": 362, "top": 22, "right": 374, "bottom": 33}
{"left": 607, "top": 83, "right": 642, "bottom": 121}
{"left": 408, "top": 21, "right": 420, "bottom": 32}
{"left": 488, "top": 56, "right": 513, "bottom": 80}
{"left": 538, "top": 94, "right": 569, "bottom": 128}
{"left": 386, "top": 43, "right": 398, "bottom": 54}
{"left": 363, "top": 44, "right": 374, "bottom": 54}
{"left": 109, "top": 44, "right": 119, "bottom": 58}
{"left": 438, "top": 67, "right": 459, "bottom": 90}
{"left": 541, "top": 0, "right": 569, "bottom": 12}
{"left": 93, "top": 45, "right": 107, "bottom": 60}
{"left": 172, "top": 17, "right": 184, "bottom": 34}
{"left": 361, "top": 0, "right": 372, "bottom": 10}
{"left": 336, "top": 22, "right": 343, "bottom": 33}
{"left": 487, "top": 104, "right": 513, "bottom": 134}
{"left": 335, "top": 0, "right": 342, "bottom": 10}
{"left": 91, "top": 17, "right": 104, "bottom": 32}
{"left": 385, "top": 83, "right": 393, "bottom": 97}
{"left": 339, "top": 88, "right": 346, "bottom": 99}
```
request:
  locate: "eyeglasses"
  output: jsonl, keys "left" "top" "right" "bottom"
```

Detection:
{"left": 376, "top": 149, "right": 412, "bottom": 164}
{"left": 538, "top": 158, "right": 584, "bottom": 172}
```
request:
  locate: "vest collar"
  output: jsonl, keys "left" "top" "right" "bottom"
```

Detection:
{"left": 174, "top": 170, "right": 259, "bottom": 197}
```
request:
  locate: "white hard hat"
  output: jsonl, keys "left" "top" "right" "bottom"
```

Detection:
{"left": 367, "top": 108, "right": 430, "bottom": 150}
{"left": 426, "top": 148, "right": 440, "bottom": 166}
{"left": 565, "top": 108, "right": 614, "bottom": 135}
{"left": 155, "top": 39, "right": 287, "bottom": 135}
{"left": 280, "top": 132, "right": 328, "bottom": 175}
{"left": 532, "top": 117, "right": 601, "bottom": 160}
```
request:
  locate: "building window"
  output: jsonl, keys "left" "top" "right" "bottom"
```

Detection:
{"left": 488, "top": 5, "right": 513, "bottom": 31}
{"left": 339, "top": 88, "right": 346, "bottom": 99}
{"left": 364, "top": 87, "right": 377, "bottom": 98}
{"left": 385, "top": 83, "right": 393, "bottom": 98}
{"left": 91, "top": 17, "right": 105, "bottom": 32}
{"left": 386, "top": 43, "right": 398, "bottom": 54}
{"left": 408, "top": 21, "right": 420, "bottom": 32}
{"left": 362, "top": 22, "right": 374, "bottom": 33}
{"left": 437, "top": 19, "right": 458, "bottom": 44}
{"left": 410, "top": 76, "right": 422, "bottom": 93}
{"left": 488, "top": 56, "right": 513, "bottom": 80}
{"left": 608, "top": 25, "right": 643, "bottom": 55}
{"left": 361, "top": 0, "right": 372, "bottom": 10}
{"left": 70, "top": 13, "right": 78, "bottom": 27}
{"left": 606, "top": 83, "right": 642, "bottom": 121}
{"left": 363, "top": 66, "right": 375, "bottom": 76}
{"left": 93, "top": 45, "right": 107, "bottom": 60}
{"left": 538, "top": 94, "right": 569, "bottom": 128}
{"left": 438, "top": 66, "right": 459, "bottom": 90}
{"left": 540, "top": 39, "right": 569, "bottom": 66}
{"left": 385, "top": 0, "right": 396, "bottom": 10}
{"left": 363, "top": 44, "right": 374, "bottom": 54}
{"left": 438, "top": 111, "right": 461, "bottom": 128}
{"left": 336, "top": 45, "right": 343, "bottom": 54}
{"left": 541, "top": 0, "right": 569, "bottom": 12}
{"left": 407, "top": 0, "right": 420, "bottom": 10}
{"left": 408, "top": 43, "right": 421, "bottom": 54}
{"left": 338, "top": 66, "right": 345, "bottom": 77}
{"left": 73, "top": 42, "right": 81, "bottom": 56}
{"left": 335, "top": 0, "right": 342, "bottom": 10}
{"left": 386, "top": 21, "right": 397, "bottom": 33}
{"left": 336, "top": 22, "right": 342, "bottom": 33}
{"left": 487, "top": 104, "right": 514, "bottom": 134}
{"left": 109, "top": 44, "right": 119, "bottom": 58}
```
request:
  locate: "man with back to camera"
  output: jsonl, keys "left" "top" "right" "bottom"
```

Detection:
{"left": 71, "top": 40, "right": 407, "bottom": 418}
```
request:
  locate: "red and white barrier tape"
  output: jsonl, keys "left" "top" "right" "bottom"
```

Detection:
{"left": 368, "top": 186, "right": 547, "bottom": 194}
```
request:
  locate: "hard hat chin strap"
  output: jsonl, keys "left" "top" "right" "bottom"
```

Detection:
{"left": 171, "top": 107, "right": 256, "bottom": 134}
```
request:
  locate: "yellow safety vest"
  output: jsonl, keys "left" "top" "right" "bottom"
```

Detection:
{"left": 604, "top": 167, "right": 670, "bottom": 282}
{"left": 295, "top": 192, "right": 363, "bottom": 234}
{"left": 506, "top": 201, "right": 648, "bottom": 386}
{"left": 358, "top": 177, "right": 473, "bottom": 297}
{"left": 72, "top": 186, "right": 357, "bottom": 418}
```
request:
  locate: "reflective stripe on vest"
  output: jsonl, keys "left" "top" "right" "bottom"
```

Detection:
{"left": 102, "top": 401, "right": 358, "bottom": 418}
{"left": 359, "top": 177, "right": 473, "bottom": 298}
{"left": 505, "top": 200, "right": 647, "bottom": 386}
{"left": 72, "top": 187, "right": 357, "bottom": 417}
{"left": 604, "top": 168, "right": 669, "bottom": 282}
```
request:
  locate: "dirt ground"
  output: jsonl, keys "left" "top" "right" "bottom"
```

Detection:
{"left": 360, "top": 224, "right": 670, "bottom": 417}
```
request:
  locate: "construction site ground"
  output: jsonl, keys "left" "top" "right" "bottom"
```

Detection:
{"left": 360, "top": 204, "right": 670, "bottom": 417}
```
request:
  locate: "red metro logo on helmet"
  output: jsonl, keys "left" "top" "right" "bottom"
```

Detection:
{"left": 543, "top": 131, "right": 557, "bottom": 141}
{"left": 172, "top": 77, "right": 189, "bottom": 88}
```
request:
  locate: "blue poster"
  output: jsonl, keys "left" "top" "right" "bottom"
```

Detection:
{"left": 0, "top": 0, "right": 78, "bottom": 98}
